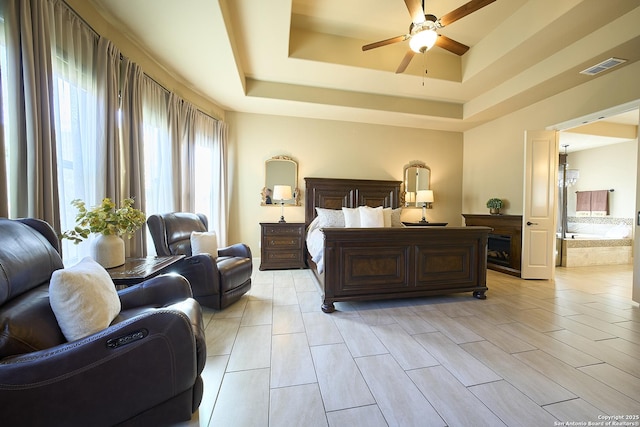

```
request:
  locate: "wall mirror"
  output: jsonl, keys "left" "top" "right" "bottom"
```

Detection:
{"left": 403, "top": 161, "right": 431, "bottom": 207}
{"left": 262, "top": 155, "right": 300, "bottom": 206}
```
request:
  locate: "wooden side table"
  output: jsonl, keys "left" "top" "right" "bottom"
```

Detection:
{"left": 260, "top": 222, "right": 306, "bottom": 270}
{"left": 107, "top": 255, "right": 185, "bottom": 288}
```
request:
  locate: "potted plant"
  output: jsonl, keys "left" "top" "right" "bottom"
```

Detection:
{"left": 486, "top": 198, "right": 503, "bottom": 215}
{"left": 61, "top": 198, "right": 146, "bottom": 268}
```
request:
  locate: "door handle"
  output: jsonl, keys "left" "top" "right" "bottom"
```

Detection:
{"left": 526, "top": 221, "right": 538, "bottom": 226}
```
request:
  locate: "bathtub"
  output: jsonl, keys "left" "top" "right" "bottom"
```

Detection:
{"left": 557, "top": 233, "right": 633, "bottom": 267}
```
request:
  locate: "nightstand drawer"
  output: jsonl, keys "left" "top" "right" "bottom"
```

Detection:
{"left": 265, "top": 236, "right": 302, "bottom": 249}
{"left": 264, "top": 250, "right": 303, "bottom": 262}
{"left": 263, "top": 225, "right": 304, "bottom": 237}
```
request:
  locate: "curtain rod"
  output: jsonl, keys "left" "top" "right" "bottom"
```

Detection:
{"left": 575, "top": 189, "right": 614, "bottom": 193}
{"left": 62, "top": 0, "right": 219, "bottom": 123}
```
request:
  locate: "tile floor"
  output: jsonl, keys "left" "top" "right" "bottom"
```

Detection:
{"left": 180, "top": 262, "right": 639, "bottom": 427}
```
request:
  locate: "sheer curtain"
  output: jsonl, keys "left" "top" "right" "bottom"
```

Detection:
{"left": 142, "top": 76, "right": 172, "bottom": 254}
{"left": 193, "top": 116, "right": 228, "bottom": 245}
{"left": 50, "top": 3, "right": 104, "bottom": 262}
{"left": 165, "top": 95, "right": 229, "bottom": 245}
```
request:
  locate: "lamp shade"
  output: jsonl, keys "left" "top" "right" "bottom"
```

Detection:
{"left": 273, "top": 185, "right": 292, "bottom": 201}
{"left": 416, "top": 190, "right": 434, "bottom": 203}
{"left": 409, "top": 29, "right": 437, "bottom": 53}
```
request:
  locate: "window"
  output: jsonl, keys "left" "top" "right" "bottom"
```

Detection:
{"left": 142, "top": 78, "right": 172, "bottom": 254}
{"left": 50, "top": 19, "right": 101, "bottom": 263}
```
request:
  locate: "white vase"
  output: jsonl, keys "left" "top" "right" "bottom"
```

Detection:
{"left": 91, "top": 234, "right": 125, "bottom": 268}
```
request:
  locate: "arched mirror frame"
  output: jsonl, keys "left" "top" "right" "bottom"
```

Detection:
{"left": 262, "top": 155, "right": 301, "bottom": 206}
{"left": 402, "top": 161, "right": 431, "bottom": 207}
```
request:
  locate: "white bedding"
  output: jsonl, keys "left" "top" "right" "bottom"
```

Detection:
{"left": 306, "top": 227, "right": 325, "bottom": 274}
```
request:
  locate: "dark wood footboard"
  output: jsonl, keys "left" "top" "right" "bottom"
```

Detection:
{"left": 318, "top": 226, "right": 490, "bottom": 312}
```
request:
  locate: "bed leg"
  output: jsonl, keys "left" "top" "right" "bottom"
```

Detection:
{"left": 321, "top": 302, "right": 335, "bottom": 313}
{"left": 473, "top": 291, "right": 487, "bottom": 300}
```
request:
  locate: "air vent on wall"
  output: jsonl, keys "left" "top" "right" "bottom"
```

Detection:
{"left": 580, "top": 57, "right": 627, "bottom": 76}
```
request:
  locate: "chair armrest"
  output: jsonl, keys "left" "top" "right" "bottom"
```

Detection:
{"left": 0, "top": 310, "right": 198, "bottom": 426}
{"left": 118, "top": 273, "right": 193, "bottom": 310}
{"left": 170, "top": 254, "right": 220, "bottom": 299}
{"left": 218, "top": 243, "right": 252, "bottom": 259}
{"left": 166, "top": 298, "right": 207, "bottom": 372}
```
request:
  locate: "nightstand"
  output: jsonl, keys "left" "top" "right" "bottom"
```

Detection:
{"left": 260, "top": 222, "right": 306, "bottom": 270}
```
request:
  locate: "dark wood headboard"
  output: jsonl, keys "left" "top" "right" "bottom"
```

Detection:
{"left": 304, "top": 177, "right": 402, "bottom": 227}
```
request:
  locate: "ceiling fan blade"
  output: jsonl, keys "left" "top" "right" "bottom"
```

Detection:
{"left": 404, "top": 0, "right": 426, "bottom": 24}
{"left": 435, "top": 34, "right": 470, "bottom": 55}
{"left": 362, "top": 35, "right": 407, "bottom": 51}
{"left": 396, "top": 50, "right": 415, "bottom": 74}
{"left": 439, "top": 0, "right": 496, "bottom": 27}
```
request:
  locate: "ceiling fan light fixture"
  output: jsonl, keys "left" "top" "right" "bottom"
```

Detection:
{"left": 409, "top": 29, "right": 437, "bottom": 53}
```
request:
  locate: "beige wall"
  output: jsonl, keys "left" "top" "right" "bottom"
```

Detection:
{"left": 226, "top": 113, "right": 463, "bottom": 250}
{"left": 565, "top": 140, "right": 637, "bottom": 218}
{"left": 462, "top": 60, "right": 640, "bottom": 216}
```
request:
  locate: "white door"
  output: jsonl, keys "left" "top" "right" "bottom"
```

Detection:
{"left": 522, "top": 130, "right": 558, "bottom": 279}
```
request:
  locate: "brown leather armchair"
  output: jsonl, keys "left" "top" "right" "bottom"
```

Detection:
{"left": 0, "top": 218, "right": 206, "bottom": 427}
{"left": 147, "top": 212, "right": 252, "bottom": 309}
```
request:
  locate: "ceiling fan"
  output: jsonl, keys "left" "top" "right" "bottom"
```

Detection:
{"left": 362, "top": 0, "right": 496, "bottom": 73}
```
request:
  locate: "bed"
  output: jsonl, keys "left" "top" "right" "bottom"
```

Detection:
{"left": 304, "top": 177, "right": 490, "bottom": 313}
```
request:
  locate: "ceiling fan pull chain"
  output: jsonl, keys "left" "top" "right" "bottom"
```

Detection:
{"left": 422, "top": 53, "right": 428, "bottom": 86}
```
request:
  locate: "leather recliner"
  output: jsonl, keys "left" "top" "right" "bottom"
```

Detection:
{"left": 147, "top": 212, "right": 252, "bottom": 310}
{"left": 0, "top": 218, "right": 206, "bottom": 427}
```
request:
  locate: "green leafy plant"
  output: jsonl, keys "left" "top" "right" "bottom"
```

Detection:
{"left": 486, "top": 198, "right": 503, "bottom": 209}
{"left": 61, "top": 198, "right": 146, "bottom": 244}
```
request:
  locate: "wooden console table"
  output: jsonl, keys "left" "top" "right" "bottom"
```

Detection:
{"left": 107, "top": 255, "right": 185, "bottom": 287}
{"left": 462, "top": 214, "right": 522, "bottom": 277}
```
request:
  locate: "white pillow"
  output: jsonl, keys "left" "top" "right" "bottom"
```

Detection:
{"left": 191, "top": 231, "right": 218, "bottom": 257}
{"left": 383, "top": 208, "right": 392, "bottom": 227}
{"left": 49, "top": 257, "right": 121, "bottom": 342}
{"left": 342, "top": 207, "right": 361, "bottom": 227}
{"left": 359, "top": 206, "right": 384, "bottom": 227}
{"left": 315, "top": 207, "right": 345, "bottom": 228}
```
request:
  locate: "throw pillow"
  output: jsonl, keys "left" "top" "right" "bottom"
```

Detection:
{"left": 49, "top": 257, "right": 121, "bottom": 342}
{"left": 342, "top": 207, "right": 361, "bottom": 227}
{"left": 383, "top": 208, "right": 392, "bottom": 227}
{"left": 315, "top": 207, "right": 345, "bottom": 228}
{"left": 191, "top": 231, "right": 218, "bottom": 258}
{"left": 391, "top": 207, "right": 403, "bottom": 227}
{"left": 359, "top": 206, "right": 384, "bottom": 227}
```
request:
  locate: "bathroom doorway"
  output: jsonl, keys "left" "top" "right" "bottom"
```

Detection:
{"left": 555, "top": 108, "right": 638, "bottom": 269}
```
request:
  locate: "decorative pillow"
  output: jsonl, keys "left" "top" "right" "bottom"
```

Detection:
{"left": 383, "top": 208, "right": 392, "bottom": 227}
{"left": 315, "top": 207, "right": 345, "bottom": 228}
{"left": 49, "top": 257, "right": 121, "bottom": 342}
{"left": 191, "top": 231, "right": 218, "bottom": 258}
{"left": 359, "top": 206, "right": 384, "bottom": 227}
{"left": 342, "top": 207, "right": 361, "bottom": 228}
{"left": 391, "top": 207, "right": 403, "bottom": 227}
